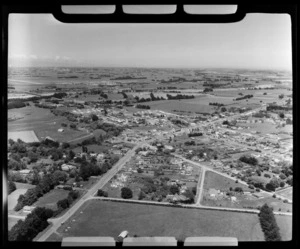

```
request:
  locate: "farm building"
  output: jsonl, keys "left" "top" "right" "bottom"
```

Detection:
{"left": 23, "top": 206, "right": 36, "bottom": 214}
{"left": 61, "top": 164, "right": 77, "bottom": 171}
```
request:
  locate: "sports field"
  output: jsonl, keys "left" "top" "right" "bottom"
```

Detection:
{"left": 54, "top": 200, "right": 274, "bottom": 241}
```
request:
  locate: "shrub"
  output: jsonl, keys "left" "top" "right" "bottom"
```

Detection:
{"left": 57, "top": 198, "right": 69, "bottom": 210}
{"left": 121, "top": 187, "right": 133, "bottom": 199}
{"left": 8, "top": 181, "right": 16, "bottom": 194}
{"left": 97, "top": 189, "right": 108, "bottom": 197}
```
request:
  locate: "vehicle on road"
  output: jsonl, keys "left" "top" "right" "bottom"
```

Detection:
{"left": 118, "top": 230, "right": 128, "bottom": 239}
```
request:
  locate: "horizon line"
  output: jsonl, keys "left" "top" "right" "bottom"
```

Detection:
{"left": 8, "top": 65, "right": 292, "bottom": 72}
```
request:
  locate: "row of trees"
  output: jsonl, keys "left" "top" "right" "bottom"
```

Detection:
{"left": 78, "top": 155, "right": 119, "bottom": 181}
{"left": 166, "top": 94, "right": 195, "bottom": 100}
{"left": 209, "top": 102, "right": 224, "bottom": 106}
{"left": 8, "top": 100, "right": 27, "bottom": 110}
{"left": 235, "top": 94, "right": 253, "bottom": 101}
{"left": 55, "top": 190, "right": 80, "bottom": 215}
{"left": 8, "top": 181, "right": 16, "bottom": 194}
{"left": 258, "top": 204, "right": 281, "bottom": 241}
{"left": 14, "top": 172, "right": 65, "bottom": 211}
{"left": 188, "top": 132, "right": 203, "bottom": 137}
{"left": 9, "top": 207, "right": 54, "bottom": 241}
{"left": 239, "top": 155, "right": 258, "bottom": 166}
{"left": 136, "top": 104, "right": 151, "bottom": 109}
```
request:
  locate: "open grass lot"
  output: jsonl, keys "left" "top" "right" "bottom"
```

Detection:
{"left": 14, "top": 182, "right": 36, "bottom": 190}
{"left": 73, "top": 144, "right": 110, "bottom": 154}
{"left": 8, "top": 130, "right": 40, "bottom": 143}
{"left": 276, "top": 187, "right": 293, "bottom": 200}
{"left": 237, "top": 122, "right": 291, "bottom": 135}
{"left": 203, "top": 171, "right": 252, "bottom": 192}
{"left": 202, "top": 192, "right": 292, "bottom": 213}
{"left": 8, "top": 105, "right": 56, "bottom": 126}
{"left": 55, "top": 200, "right": 268, "bottom": 241}
{"left": 8, "top": 105, "right": 89, "bottom": 142}
{"left": 33, "top": 189, "right": 70, "bottom": 210}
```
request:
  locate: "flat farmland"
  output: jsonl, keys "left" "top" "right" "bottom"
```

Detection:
{"left": 139, "top": 99, "right": 215, "bottom": 114}
{"left": 8, "top": 106, "right": 88, "bottom": 142}
{"left": 8, "top": 105, "right": 55, "bottom": 125}
{"left": 33, "top": 189, "right": 70, "bottom": 210}
{"left": 8, "top": 130, "right": 40, "bottom": 143}
{"left": 54, "top": 200, "right": 269, "bottom": 241}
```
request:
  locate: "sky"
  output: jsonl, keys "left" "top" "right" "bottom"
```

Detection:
{"left": 8, "top": 12, "right": 292, "bottom": 70}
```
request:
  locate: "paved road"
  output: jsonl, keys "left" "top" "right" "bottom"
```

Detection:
{"left": 36, "top": 143, "right": 142, "bottom": 242}
{"left": 195, "top": 168, "right": 206, "bottom": 206}
{"left": 89, "top": 197, "right": 292, "bottom": 216}
{"left": 8, "top": 214, "right": 26, "bottom": 220}
{"left": 67, "top": 133, "right": 94, "bottom": 143}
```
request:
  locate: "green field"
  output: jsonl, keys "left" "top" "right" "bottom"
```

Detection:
{"left": 33, "top": 189, "right": 70, "bottom": 210}
{"left": 53, "top": 200, "right": 292, "bottom": 241}
{"left": 202, "top": 171, "right": 292, "bottom": 212}
{"left": 138, "top": 99, "right": 215, "bottom": 114}
{"left": 8, "top": 105, "right": 87, "bottom": 142}
{"left": 276, "top": 188, "right": 293, "bottom": 200}
{"left": 203, "top": 171, "right": 252, "bottom": 192}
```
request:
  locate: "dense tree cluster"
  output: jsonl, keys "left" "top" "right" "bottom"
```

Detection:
{"left": 9, "top": 207, "right": 54, "bottom": 241}
{"left": 265, "top": 178, "right": 281, "bottom": 191}
{"left": 136, "top": 104, "right": 151, "bottom": 109}
{"left": 97, "top": 189, "right": 108, "bottom": 197}
{"left": 209, "top": 102, "right": 224, "bottom": 106}
{"left": 8, "top": 181, "right": 16, "bottom": 194}
{"left": 166, "top": 94, "right": 195, "bottom": 100}
{"left": 161, "top": 77, "right": 185, "bottom": 83}
{"left": 52, "top": 92, "right": 68, "bottom": 99}
{"left": 55, "top": 190, "right": 80, "bottom": 215}
{"left": 8, "top": 100, "right": 26, "bottom": 110}
{"left": 203, "top": 87, "right": 213, "bottom": 93}
{"left": 188, "top": 133, "right": 203, "bottom": 137}
{"left": 13, "top": 171, "right": 69, "bottom": 211}
{"left": 266, "top": 105, "right": 292, "bottom": 112}
{"left": 258, "top": 204, "right": 281, "bottom": 241}
{"left": 121, "top": 187, "right": 133, "bottom": 199}
{"left": 239, "top": 155, "right": 258, "bottom": 166}
{"left": 235, "top": 94, "right": 253, "bottom": 101}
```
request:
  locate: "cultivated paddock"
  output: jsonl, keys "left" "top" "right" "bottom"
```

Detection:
{"left": 8, "top": 130, "right": 40, "bottom": 143}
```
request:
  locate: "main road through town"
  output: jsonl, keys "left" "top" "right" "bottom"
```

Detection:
{"left": 36, "top": 142, "right": 144, "bottom": 242}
